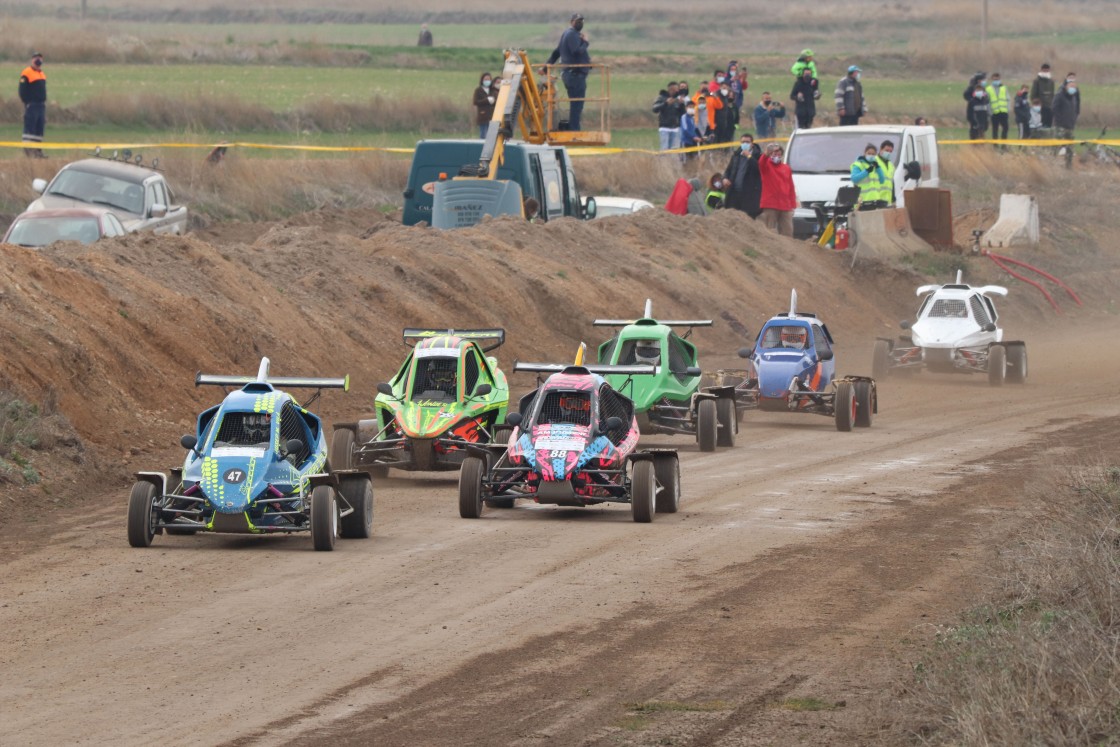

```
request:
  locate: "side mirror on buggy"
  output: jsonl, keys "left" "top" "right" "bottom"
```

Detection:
{"left": 180, "top": 434, "right": 199, "bottom": 453}
{"left": 603, "top": 416, "right": 623, "bottom": 432}
{"left": 506, "top": 412, "right": 523, "bottom": 427}
{"left": 900, "top": 320, "right": 912, "bottom": 330}
{"left": 982, "top": 322, "right": 997, "bottom": 332}
{"left": 282, "top": 439, "right": 304, "bottom": 457}
{"left": 470, "top": 384, "right": 493, "bottom": 399}
{"left": 818, "top": 348, "right": 834, "bottom": 361}
{"left": 376, "top": 382, "right": 394, "bottom": 396}
{"left": 32, "top": 178, "right": 47, "bottom": 194}
{"left": 737, "top": 346, "right": 753, "bottom": 359}
{"left": 684, "top": 366, "right": 702, "bottom": 376}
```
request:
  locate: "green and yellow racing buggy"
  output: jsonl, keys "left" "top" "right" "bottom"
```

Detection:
{"left": 332, "top": 328, "right": 510, "bottom": 474}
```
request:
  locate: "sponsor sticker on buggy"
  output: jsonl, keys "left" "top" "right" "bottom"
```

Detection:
{"left": 535, "top": 438, "right": 585, "bottom": 452}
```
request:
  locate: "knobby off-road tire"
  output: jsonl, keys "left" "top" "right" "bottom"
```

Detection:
{"left": 696, "top": 399, "right": 718, "bottom": 452}
{"left": 988, "top": 344, "right": 1007, "bottom": 387}
{"left": 338, "top": 476, "right": 374, "bottom": 539}
{"left": 630, "top": 460, "right": 656, "bottom": 523}
{"left": 459, "top": 457, "right": 485, "bottom": 519}
{"left": 716, "top": 397, "right": 737, "bottom": 448}
{"left": 1006, "top": 344, "right": 1028, "bottom": 384}
{"left": 127, "top": 481, "right": 158, "bottom": 548}
{"left": 854, "top": 380, "right": 875, "bottom": 428}
{"left": 490, "top": 425, "right": 514, "bottom": 446}
{"left": 653, "top": 454, "right": 681, "bottom": 514}
{"left": 330, "top": 428, "right": 355, "bottom": 471}
{"left": 310, "top": 485, "right": 338, "bottom": 551}
{"left": 872, "top": 339, "right": 891, "bottom": 380}
{"left": 834, "top": 381, "right": 856, "bottom": 432}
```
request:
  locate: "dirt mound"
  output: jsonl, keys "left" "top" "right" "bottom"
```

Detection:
{"left": 0, "top": 205, "right": 1102, "bottom": 523}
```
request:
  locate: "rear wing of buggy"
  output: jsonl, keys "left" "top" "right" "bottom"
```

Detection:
{"left": 593, "top": 297, "right": 712, "bottom": 330}
{"left": 196, "top": 357, "right": 349, "bottom": 391}
{"left": 513, "top": 363, "right": 657, "bottom": 376}
{"left": 402, "top": 327, "right": 506, "bottom": 352}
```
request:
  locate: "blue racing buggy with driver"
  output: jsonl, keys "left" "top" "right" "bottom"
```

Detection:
{"left": 126, "top": 357, "right": 373, "bottom": 551}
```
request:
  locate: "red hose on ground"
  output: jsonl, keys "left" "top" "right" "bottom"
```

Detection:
{"left": 985, "top": 251, "right": 1083, "bottom": 306}
{"left": 986, "top": 254, "right": 1062, "bottom": 313}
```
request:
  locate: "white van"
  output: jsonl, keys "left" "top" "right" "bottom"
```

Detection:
{"left": 784, "top": 124, "right": 940, "bottom": 238}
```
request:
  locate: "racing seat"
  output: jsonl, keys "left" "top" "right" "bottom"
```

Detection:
{"left": 813, "top": 185, "right": 860, "bottom": 235}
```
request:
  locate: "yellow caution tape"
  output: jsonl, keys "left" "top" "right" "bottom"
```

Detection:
{"left": 0, "top": 138, "right": 1116, "bottom": 156}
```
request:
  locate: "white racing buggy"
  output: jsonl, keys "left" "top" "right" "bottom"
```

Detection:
{"left": 872, "top": 271, "right": 1027, "bottom": 386}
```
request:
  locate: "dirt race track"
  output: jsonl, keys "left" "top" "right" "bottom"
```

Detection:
{"left": 3, "top": 320, "right": 1119, "bottom": 745}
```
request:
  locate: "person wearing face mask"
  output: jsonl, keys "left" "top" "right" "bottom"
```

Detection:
{"left": 986, "top": 73, "right": 1011, "bottom": 141}
{"left": 835, "top": 65, "right": 865, "bottom": 126}
{"left": 850, "top": 144, "right": 888, "bottom": 209}
{"left": 548, "top": 13, "right": 591, "bottom": 132}
{"left": 789, "top": 67, "right": 819, "bottom": 129}
{"left": 758, "top": 143, "right": 797, "bottom": 236}
{"left": 877, "top": 140, "right": 896, "bottom": 204}
{"left": 1030, "top": 62, "right": 1056, "bottom": 128}
{"left": 707, "top": 69, "right": 727, "bottom": 94}
{"left": 721, "top": 134, "right": 763, "bottom": 218}
{"left": 18, "top": 51, "right": 46, "bottom": 158}
{"left": 753, "top": 91, "right": 786, "bottom": 139}
{"left": 1013, "top": 84, "right": 1033, "bottom": 139}
{"left": 713, "top": 84, "right": 736, "bottom": 143}
{"left": 726, "top": 61, "right": 745, "bottom": 127}
{"left": 472, "top": 72, "right": 496, "bottom": 139}
{"left": 705, "top": 173, "right": 727, "bottom": 211}
{"left": 964, "top": 72, "right": 990, "bottom": 141}
{"left": 679, "top": 100, "right": 703, "bottom": 157}
{"left": 1052, "top": 73, "right": 1081, "bottom": 140}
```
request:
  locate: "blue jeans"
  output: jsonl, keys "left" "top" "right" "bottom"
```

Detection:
{"left": 479, "top": 124, "right": 487, "bottom": 139}
{"left": 563, "top": 72, "right": 587, "bottom": 131}
{"left": 658, "top": 128, "right": 681, "bottom": 150}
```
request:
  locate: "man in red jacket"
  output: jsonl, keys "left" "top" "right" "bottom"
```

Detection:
{"left": 757, "top": 143, "right": 797, "bottom": 236}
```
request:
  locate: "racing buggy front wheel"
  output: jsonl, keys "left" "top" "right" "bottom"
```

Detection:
{"left": 459, "top": 457, "right": 486, "bottom": 519}
{"left": 310, "top": 485, "right": 338, "bottom": 551}
{"left": 127, "top": 481, "right": 159, "bottom": 548}
{"left": 834, "top": 381, "right": 856, "bottom": 432}
{"left": 696, "top": 399, "right": 718, "bottom": 452}
{"left": 716, "top": 397, "right": 737, "bottom": 448}
{"left": 1006, "top": 344, "right": 1028, "bottom": 384}
{"left": 987, "top": 344, "right": 1007, "bottom": 387}
{"left": 338, "top": 476, "right": 374, "bottom": 539}
{"left": 630, "top": 460, "right": 656, "bottom": 523}
{"left": 872, "top": 339, "right": 891, "bottom": 380}
{"left": 854, "top": 380, "right": 875, "bottom": 428}
{"left": 653, "top": 454, "right": 681, "bottom": 514}
{"left": 330, "top": 428, "right": 355, "bottom": 471}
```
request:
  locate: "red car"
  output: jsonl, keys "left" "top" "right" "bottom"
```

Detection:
{"left": 3, "top": 207, "right": 127, "bottom": 248}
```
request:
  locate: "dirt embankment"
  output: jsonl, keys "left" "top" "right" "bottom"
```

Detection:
{"left": 0, "top": 206, "right": 1105, "bottom": 525}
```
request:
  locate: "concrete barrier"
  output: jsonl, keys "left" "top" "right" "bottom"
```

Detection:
{"left": 983, "top": 194, "right": 1039, "bottom": 248}
{"left": 850, "top": 207, "right": 934, "bottom": 260}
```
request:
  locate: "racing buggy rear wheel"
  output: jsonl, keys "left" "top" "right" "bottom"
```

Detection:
{"left": 987, "top": 344, "right": 1007, "bottom": 387}
{"left": 338, "top": 476, "right": 374, "bottom": 539}
{"left": 330, "top": 428, "right": 355, "bottom": 471}
{"left": 716, "top": 397, "right": 737, "bottom": 448}
{"left": 854, "top": 380, "right": 875, "bottom": 428}
{"left": 696, "top": 399, "right": 718, "bottom": 452}
{"left": 127, "top": 481, "right": 159, "bottom": 548}
{"left": 630, "top": 460, "right": 656, "bottom": 523}
{"left": 1006, "top": 344, "right": 1028, "bottom": 384}
{"left": 459, "top": 457, "right": 486, "bottom": 519}
{"left": 872, "top": 339, "right": 891, "bottom": 380}
{"left": 653, "top": 454, "right": 680, "bottom": 514}
{"left": 834, "top": 381, "right": 856, "bottom": 432}
{"left": 311, "top": 485, "right": 338, "bottom": 551}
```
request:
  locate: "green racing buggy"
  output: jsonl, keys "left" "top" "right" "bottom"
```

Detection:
{"left": 331, "top": 328, "right": 510, "bottom": 474}
{"left": 595, "top": 300, "right": 737, "bottom": 452}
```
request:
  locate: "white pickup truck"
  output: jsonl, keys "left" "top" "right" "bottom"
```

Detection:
{"left": 784, "top": 124, "right": 940, "bottom": 238}
{"left": 28, "top": 156, "right": 188, "bottom": 235}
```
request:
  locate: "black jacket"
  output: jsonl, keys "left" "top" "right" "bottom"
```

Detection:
{"left": 723, "top": 145, "right": 763, "bottom": 216}
{"left": 1052, "top": 86, "right": 1080, "bottom": 130}
{"left": 790, "top": 76, "right": 818, "bottom": 118}
{"left": 653, "top": 90, "right": 686, "bottom": 129}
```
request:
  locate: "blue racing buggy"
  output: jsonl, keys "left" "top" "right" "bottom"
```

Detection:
{"left": 127, "top": 358, "right": 373, "bottom": 551}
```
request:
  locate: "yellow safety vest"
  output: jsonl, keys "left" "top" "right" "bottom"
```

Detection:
{"left": 986, "top": 83, "right": 1010, "bottom": 115}
{"left": 851, "top": 158, "right": 888, "bottom": 203}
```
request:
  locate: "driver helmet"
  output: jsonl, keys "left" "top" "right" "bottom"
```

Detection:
{"left": 244, "top": 413, "right": 271, "bottom": 442}
{"left": 427, "top": 360, "right": 456, "bottom": 389}
{"left": 781, "top": 327, "right": 808, "bottom": 349}
{"left": 633, "top": 340, "right": 661, "bottom": 366}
